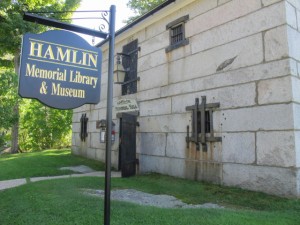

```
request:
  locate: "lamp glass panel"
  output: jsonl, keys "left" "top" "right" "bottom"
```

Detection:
{"left": 114, "top": 63, "right": 126, "bottom": 83}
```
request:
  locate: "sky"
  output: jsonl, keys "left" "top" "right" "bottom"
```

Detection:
{"left": 72, "top": 0, "right": 136, "bottom": 44}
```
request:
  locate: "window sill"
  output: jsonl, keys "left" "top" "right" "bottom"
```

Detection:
{"left": 165, "top": 39, "right": 189, "bottom": 53}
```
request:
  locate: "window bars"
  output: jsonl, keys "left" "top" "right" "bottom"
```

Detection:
{"left": 186, "top": 96, "right": 222, "bottom": 151}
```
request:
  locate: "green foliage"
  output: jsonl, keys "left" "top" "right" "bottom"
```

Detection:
{"left": 0, "top": 65, "right": 72, "bottom": 151}
{"left": 0, "top": 131, "right": 11, "bottom": 149}
{"left": 0, "top": 134, "right": 5, "bottom": 149}
{"left": 19, "top": 100, "right": 73, "bottom": 151}
{"left": 0, "top": 68, "right": 73, "bottom": 151}
{"left": 0, "top": 68, "right": 19, "bottom": 130}
{"left": 127, "top": 0, "right": 166, "bottom": 15}
{"left": 126, "top": 0, "right": 165, "bottom": 23}
{"left": 0, "top": 0, "right": 81, "bottom": 151}
{"left": 0, "top": 0, "right": 81, "bottom": 56}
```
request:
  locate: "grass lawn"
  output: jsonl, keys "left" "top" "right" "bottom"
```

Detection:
{"left": 0, "top": 149, "right": 105, "bottom": 180}
{"left": 0, "top": 175, "right": 300, "bottom": 225}
{"left": 0, "top": 150, "right": 300, "bottom": 225}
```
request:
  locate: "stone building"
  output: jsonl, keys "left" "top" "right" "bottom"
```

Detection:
{"left": 72, "top": 0, "right": 300, "bottom": 197}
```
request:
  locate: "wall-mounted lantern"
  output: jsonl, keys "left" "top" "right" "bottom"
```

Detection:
{"left": 113, "top": 54, "right": 128, "bottom": 84}
{"left": 114, "top": 48, "right": 140, "bottom": 85}
{"left": 97, "top": 120, "right": 116, "bottom": 143}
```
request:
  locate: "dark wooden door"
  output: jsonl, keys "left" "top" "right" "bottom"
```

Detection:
{"left": 119, "top": 113, "right": 137, "bottom": 177}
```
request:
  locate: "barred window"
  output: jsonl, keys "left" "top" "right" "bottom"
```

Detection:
{"left": 170, "top": 24, "right": 184, "bottom": 45}
{"left": 166, "top": 15, "right": 189, "bottom": 52}
{"left": 197, "top": 111, "right": 211, "bottom": 134}
{"left": 121, "top": 40, "right": 138, "bottom": 96}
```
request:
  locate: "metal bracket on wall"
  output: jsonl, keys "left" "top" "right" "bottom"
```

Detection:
{"left": 186, "top": 96, "right": 221, "bottom": 151}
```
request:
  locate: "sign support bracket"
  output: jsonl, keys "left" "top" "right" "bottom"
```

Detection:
{"left": 23, "top": 12, "right": 108, "bottom": 39}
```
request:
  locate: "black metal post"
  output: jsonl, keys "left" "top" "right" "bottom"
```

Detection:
{"left": 22, "top": 6, "right": 116, "bottom": 225}
{"left": 194, "top": 98, "right": 199, "bottom": 150}
{"left": 104, "top": 5, "right": 115, "bottom": 225}
{"left": 200, "top": 96, "right": 207, "bottom": 151}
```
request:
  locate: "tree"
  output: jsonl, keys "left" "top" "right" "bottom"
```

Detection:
{"left": 0, "top": 0, "right": 80, "bottom": 153}
{"left": 126, "top": 0, "right": 165, "bottom": 22}
{"left": 19, "top": 100, "right": 72, "bottom": 151}
{"left": 0, "top": 67, "right": 19, "bottom": 149}
{"left": 0, "top": 68, "right": 18, "bottom": 130}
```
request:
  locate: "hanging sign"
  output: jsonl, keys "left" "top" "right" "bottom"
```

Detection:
{"left": 115, "top": 99, "right": 139, "bottom": 113}
{"left": 19, "top": 30, "right": 102, "bottom": 109}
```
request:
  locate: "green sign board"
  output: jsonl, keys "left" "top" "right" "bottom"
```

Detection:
{"left": 19, "top": 30, "right": 102, "bottom": 109}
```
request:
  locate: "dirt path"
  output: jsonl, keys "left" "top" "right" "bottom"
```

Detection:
{"left": 83, "top": 188, "right": 224, "bottom": 209}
